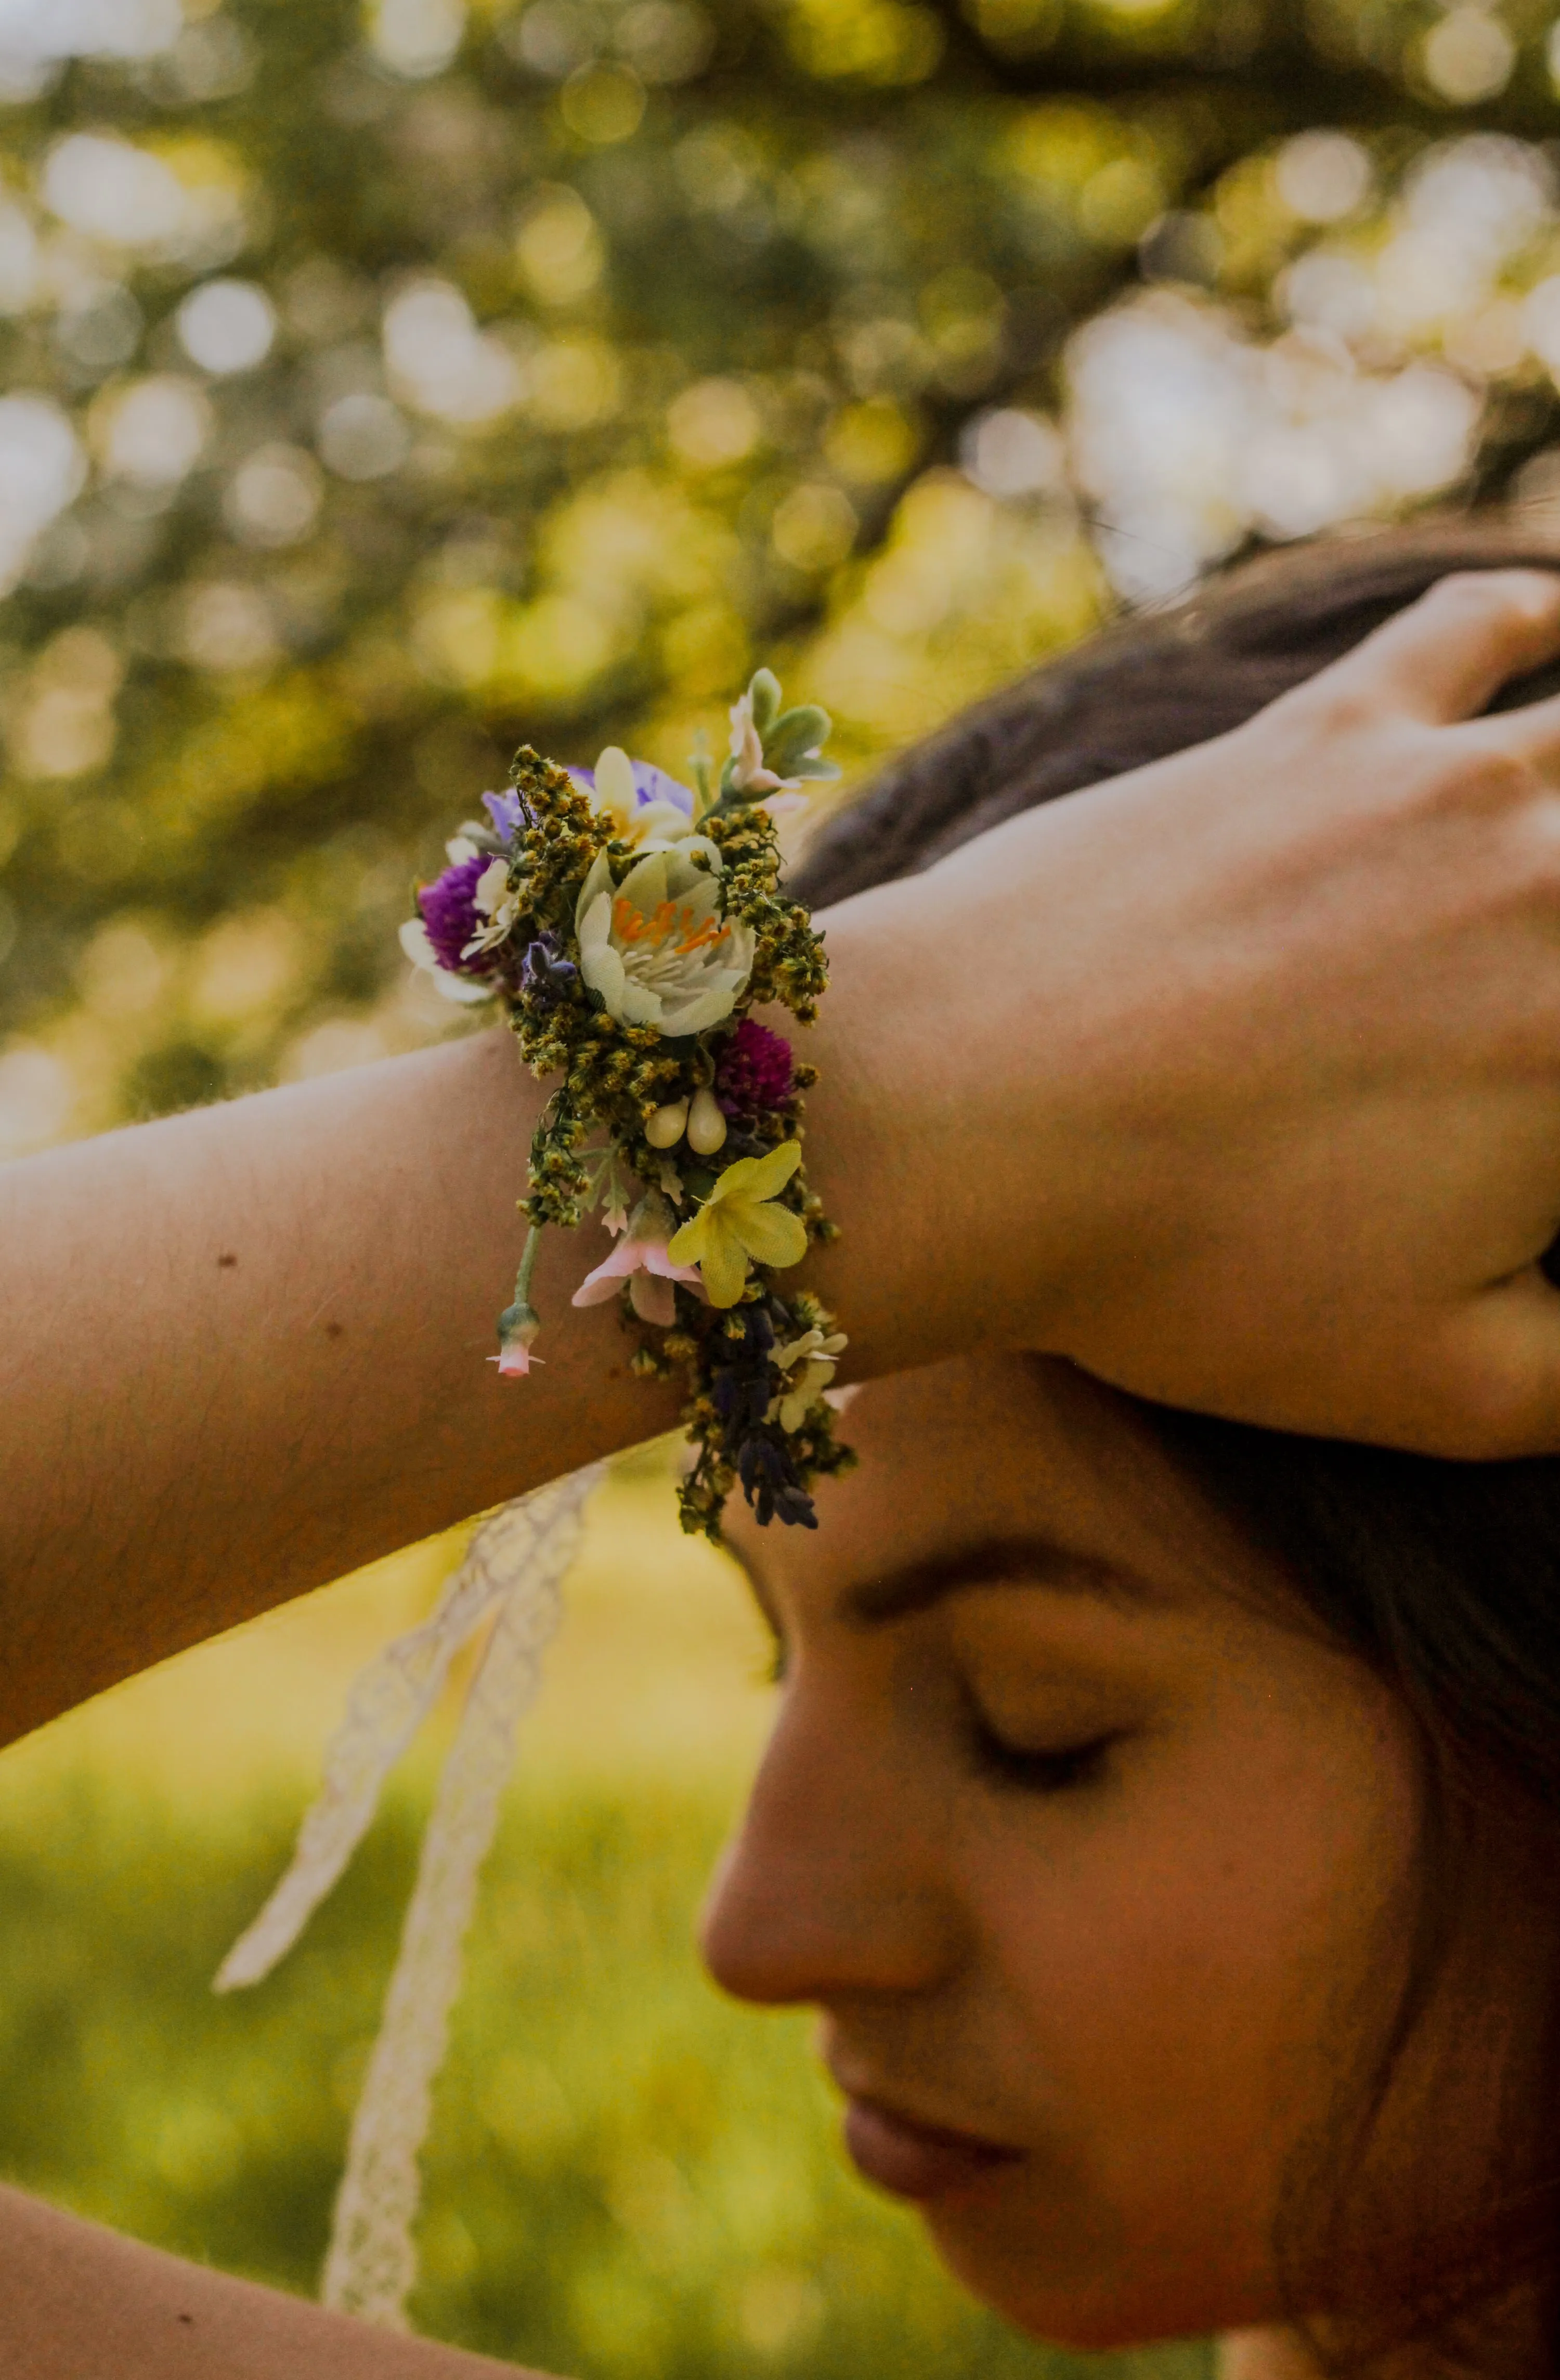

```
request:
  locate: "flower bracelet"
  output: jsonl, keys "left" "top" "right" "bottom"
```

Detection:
{"left": 400, "top": 671, "right": 854, "bottom": 1538}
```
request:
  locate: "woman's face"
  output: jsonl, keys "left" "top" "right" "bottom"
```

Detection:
{"left": 706, "top": 1357, "right": 1428, "bottom": 2350}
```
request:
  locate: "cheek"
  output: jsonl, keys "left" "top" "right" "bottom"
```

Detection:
{"left": 927, "top": 1666, "right": 1425, "bottom": 2347}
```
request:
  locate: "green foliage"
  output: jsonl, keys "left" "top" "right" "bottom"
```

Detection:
{"left": 0, "top": 1767, "right": 1207, "bottom": 2380}
{"left": 8, "top": 0, "right": 1560, "bottom": 1149}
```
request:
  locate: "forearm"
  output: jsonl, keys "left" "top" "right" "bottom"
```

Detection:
{"left": 18, "top": 566, "right": 1560, "bottom": 1741}
{"left": 0, "top": 900, "right": 946, "bottom": 1748}
{"left": 0, "top": 2185, "right": 548, "bottom": 2379}
{"left": 0, "top": 1027, "right": 608, "bottom": 1742}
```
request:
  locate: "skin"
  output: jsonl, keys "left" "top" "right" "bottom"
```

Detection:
{"left": 710, "top": 1358, "right": 1475, "bottom": 2362}
{"left": 15, "top": 572, "right": 1560, "bottom": 1745}
{"left": 0, "top": 2185, "right": 546, "bottom": 2380}
{"left": 9, "top": 569, "right": 1560, "bottom": 2368}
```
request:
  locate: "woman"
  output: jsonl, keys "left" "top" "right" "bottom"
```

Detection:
{"left": 7, "top": 528, "right": 1560, "bottom": 2375}
{"left": 712, "top": 519, "right": 1560, "bottom": 2379}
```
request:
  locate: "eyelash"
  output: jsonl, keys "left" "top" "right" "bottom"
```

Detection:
{"left": 966, "top": 1712, "right": 1118, "bottom": 1796}
{"left": 754, "top": 1637, "right": 1116, "bottom": 1797}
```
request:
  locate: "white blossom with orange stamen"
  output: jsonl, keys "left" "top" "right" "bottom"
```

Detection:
{"left": 574, "top": 844, "right": 753, "bottom": 1036}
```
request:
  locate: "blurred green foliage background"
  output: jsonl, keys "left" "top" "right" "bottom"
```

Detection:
{"left": 7, "top": 0, "right": 1560, "bottom": 2370}
{"left": 5, "top": 0, "right": 1560, "bottom": 1142}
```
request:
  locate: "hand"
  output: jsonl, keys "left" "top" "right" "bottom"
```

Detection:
{"left": 813, "top": 570, "right": 1560, "bottom": 1457}
{"left": 9, "top": 569, "right": 1560, "bottom": 1747}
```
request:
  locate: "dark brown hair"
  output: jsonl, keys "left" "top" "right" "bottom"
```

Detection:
{"left": 792, "top": 518, "right": 1560, "bottom": 2377}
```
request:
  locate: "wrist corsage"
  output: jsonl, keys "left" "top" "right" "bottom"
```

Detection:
{"left": 218, "top": 679, "right": 859, "bottom": 2326}
{"left": 400, "top": 670, "right": 854, "bottom": 1537}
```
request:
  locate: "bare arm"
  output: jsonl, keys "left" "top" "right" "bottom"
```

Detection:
{"left": 0, "top": 2187, "right": 550, "bottom": 2380}
{"left": 12, "top": 572, "right": 1560, "bottom": 1745}
{"left": 0, "top": 904, "right": 945, "bottom": 1745}
{"left": 0, "top": 1028, "right": 675, "bottom": 1744}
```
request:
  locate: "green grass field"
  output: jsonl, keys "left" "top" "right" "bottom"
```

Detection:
{"left": 0, "top": 1454, "right": 1207, "bottom": 2380}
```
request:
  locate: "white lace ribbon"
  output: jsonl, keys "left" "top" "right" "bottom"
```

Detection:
{"left": 215, "top": 1464, "right": 606, "bottom": 2327}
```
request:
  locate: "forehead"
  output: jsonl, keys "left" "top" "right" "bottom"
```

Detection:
{"left": 727, "top": 1354, "right": 1279, "bottom": 1619}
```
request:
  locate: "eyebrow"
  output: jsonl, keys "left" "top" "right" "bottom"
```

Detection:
{"left": 840, "top": 1534, "right": 1158, "bottom": 1628}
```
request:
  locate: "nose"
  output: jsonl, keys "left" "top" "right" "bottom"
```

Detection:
{"left": 699, "top": 1681, "right": 965, "bottom": 2009}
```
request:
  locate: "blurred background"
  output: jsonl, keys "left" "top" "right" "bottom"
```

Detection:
{"left": 4, "top": 0, "right": 1560, "bottom": 2371}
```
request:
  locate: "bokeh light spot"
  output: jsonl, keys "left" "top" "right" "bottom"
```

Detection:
{"left": 769, "top": 482, "right": 857, "bottom": 572}
{"left": 560, "top": 60, "right": 646, "bottom": 144}
{"left": 1421, "top": 7, "right": 1515, "bottom": 104}
{"left": 224, "top": 444, "right": 323, "bottom": 549}
{"left": 527, "top": 338, "right": 622, "bottom": 432}
{"left": 383, "top": 279, "right": 523, "bottom": 423}
{"left": 0, "top": 393, "right": 86, "bottom": 593}
{"left": 614, "top": 1, "right": 713, "bottom": 84}
{"left": 318, "top": 392, "right": 411, "bottom": 482}
{"left": 95, "top": 375, "right": 212, "bottom": 488}
{"left": 177, "top": 279, "right": 277, "bottom": 376}
{"left": 960, "top": 408, "right": 1064, "bottom": 500}
{"left": 515, "top": 186, "right": 604, "bottom": 307}
{"left": 667, "top": 378, "right": 762, "bottom": 471}
{"left": 368, "top": 0, "right": 466, "bottom": 80}
{"left": 42, "top": 133, "right": 186, "bottom": 249}
{"left": 502, "top": 0, "right": 597, "bottom": 79}
{"left": 784, "top": 0, "right": 943, "bottom": 84}
{"left": 823, "top": 397, "right": 919, "bottom": 487}
{"left": 1273, "top": 131, "right": 1372, "bottom": 224}
{"left": 180, "top": 581, "right": 280, "bottom": 674}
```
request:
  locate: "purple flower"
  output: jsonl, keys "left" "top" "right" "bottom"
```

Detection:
{"left": 417, "top": 854, "right": 491, "bottom": 976}
{"left": 521, "top": 933, "right": 577, "bottom": 1002}
{"left": 484, "top": 789, "right": 527, "bottom": 841}
{"left": 737, "top": 1433, "right": 817, "bottom": 1530}
{"left": 714, "top": 1019, "right": 794, "bottom": 1120}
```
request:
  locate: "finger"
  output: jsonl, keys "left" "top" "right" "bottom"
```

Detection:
{"left": 1314, "top": 569, "right": 1560, "bottom": 727}
{"left": 1480, "top": 681, "right": 1560, "bottom": 765}
{"left": 1431, "top": 1266, "right": 1560, "bottom": 1459}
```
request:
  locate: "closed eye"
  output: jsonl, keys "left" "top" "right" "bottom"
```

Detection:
{"left": 967, "top": 1710, "right": 1119, "bottom": 1795}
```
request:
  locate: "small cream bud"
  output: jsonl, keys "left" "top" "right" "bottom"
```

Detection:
{"left": 687, "top": 1086, "right": 728, "bottom": 1155}
{"left": 645, "top": 1098, "right": 690, "bottom": 1149}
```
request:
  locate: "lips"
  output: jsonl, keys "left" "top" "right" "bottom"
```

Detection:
{"left": 842, "top": 2095, "right": 1025, "bottom": 2204}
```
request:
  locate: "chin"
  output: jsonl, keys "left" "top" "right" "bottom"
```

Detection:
{"left": 923, "top": 2202, "right": 1279, "bottom": 2355}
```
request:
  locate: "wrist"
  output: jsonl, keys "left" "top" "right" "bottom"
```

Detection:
{"left": 795, "top": 882, "right": 1103, "bottom": 1380}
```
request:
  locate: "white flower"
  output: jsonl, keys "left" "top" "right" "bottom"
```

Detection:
{"left": 397, "top": 917, "right": 495, "bottom": 1005}
{"left": 768, "top": 1326, "right": 849, "bottom": 1434}
{"left": 727, "top": 691, "right": 786, "bottom": 794}
{"left": 726, "top": 695, "right": 819, "bottom": 820}
{"left": 575, "top": 843, "right": 753, "bottom": 1037}
{"left": 460, "top": 855, "right": 524, "bottom": 959}
{"left": 578, "top": 746, "right": 720, "bottom": 862}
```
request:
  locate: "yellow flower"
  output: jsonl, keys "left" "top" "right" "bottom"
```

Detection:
{"left": 769, "top": 1326, "right": 849, "bottom": 1433}
{"left": 667, "top": 1140, "right": 808, "bottom": 1308}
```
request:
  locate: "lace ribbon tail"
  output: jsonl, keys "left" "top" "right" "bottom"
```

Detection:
{"left": 214, "top": 1477, "right": 592, "bottom": 1993}
{"left": 320, "top": 1462, "right": 605, "bottom": 2326}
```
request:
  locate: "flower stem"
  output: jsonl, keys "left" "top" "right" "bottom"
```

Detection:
{"left": 514, "top": 1223, "right": 542, "bottom": 1307}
